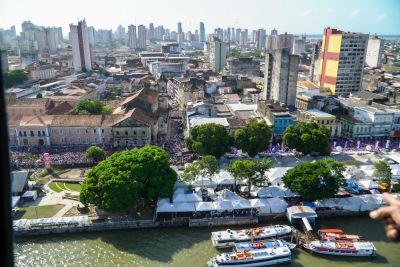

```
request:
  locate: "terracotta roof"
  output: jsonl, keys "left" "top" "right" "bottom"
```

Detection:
{"left": 7, "top": 115, "right": 24, "bottom": 127}
{"left": 227, "top": 118, "right": 248, "bottom": 127}
{"left": 130, "top": 108, "right": 157, "bottom": 126}
{"left": 8, "top": 98, "right": 49, "bottom": 107}
{"left": 20, "top": 115, "right": 54, "bottom": 126}
{"left": 101, "top": 114, "right": 127, "bottom": 126}
{"left": 46, "top": 101, "right": 75, "bottom": 115}
{"left": 51, "top": 115, "right": 103, "bottom": 127}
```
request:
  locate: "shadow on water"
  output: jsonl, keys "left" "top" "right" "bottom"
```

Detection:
{"left": 98, "top": 226, "right": 213, "bottom": 262}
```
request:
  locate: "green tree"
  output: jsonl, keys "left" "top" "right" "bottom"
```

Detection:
{"left": 229, "top": 48, "right": 241, "bottom": 58}
{"left": 185, "top": 123, "right": 230, "bottom": 159}
{"left": 85, "top": 145, "right": 106, "bottom": 161}
{"left": 374, "top": 160, "right": 392, "bottom": 190}
{"left": 36, "top": 93, "right": 43, "bottom": 98}
{"left": 3, "top": 70, "right": 28, "bottom": 89}
{"left": 228, "top": 157, "right": 273, "bottom": 192}
{"left": 283, "top": 121, "right": 331, "bottom": 156}
{"left": 181, "top": 155, "right": 219, "bottom": 189}
{"left": 234, "top": 119, "right": 272, "bottom": 157}
{"left": 282, "top": 158, "right": 345, "bottom": 200}
{"left": 74, "top": 99, "right": 111, "bottom": 115}
{"left": 80, "top": 145, "right": 177, "bottom": 211}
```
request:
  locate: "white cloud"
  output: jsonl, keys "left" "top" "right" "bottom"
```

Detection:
{"left": 376, "top": 13, "right": 387, "bottom": 22}
{"left": 350, "top": 9, "right": 360, "bottom": 17}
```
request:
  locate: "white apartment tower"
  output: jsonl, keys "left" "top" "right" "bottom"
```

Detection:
{"left": 69, "top": 20, "right": 92, "bottom": 72}
{"left": 366, "top": 35, "right": 384, "bottom": 68}
{"left": 209, "top": 38, "right": 227, "bottom": 72}
{"left": 137, "top": 25, "right": 147, "bottom": 50}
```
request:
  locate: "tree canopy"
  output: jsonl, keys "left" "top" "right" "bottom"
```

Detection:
{"left": 3, "top": 70, "right": 28, "bottom": 89}
{"left": 80, "top": 145, "right": 177, "bottom": 211}
{"left": 74, "top": 99, "right": 111, "bottom": 115}
{"left": 282, "top": 158, "right": 345, "bottom": 200}
{"left": 234, "top": 119, "right": 272, "bottom": 157}
{"left": 85, "top": 145, "right": 105, "bottom": 161}
{"left": 185, "top": 123, "right": 231, "bottom": 159}
{"left": 36, "top": 93, "right": 43, "bottom": 98}
{"left": 374, "top": 160, "right": 392, "bottom": 188}
{"left": 228, "top": 157, "right": 273, "bottom": 192}
{"left": 181, "top": 155, "right": 219, "bottom": 190}
{"left": 283, "top": 121, "right": 331, "bottom": 155}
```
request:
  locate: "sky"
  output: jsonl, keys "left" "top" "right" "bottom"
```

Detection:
{"left": 0, "top": 0, "right": 399, "bottom": 35}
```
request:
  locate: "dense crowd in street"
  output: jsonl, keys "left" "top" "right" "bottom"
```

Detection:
{"left": 163, "top": 133, "right": 196, "bottom": 166}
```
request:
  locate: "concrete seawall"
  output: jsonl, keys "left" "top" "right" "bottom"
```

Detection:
{"left": 14, "top": 209, "right": 368, "bottom": 237}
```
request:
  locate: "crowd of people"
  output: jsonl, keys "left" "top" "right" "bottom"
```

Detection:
{"left": 163, "top": 133, "right": 196, "bottom": 166}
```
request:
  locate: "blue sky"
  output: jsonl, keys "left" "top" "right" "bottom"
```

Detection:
{"left": 0, "top": 0, "right": 399, "bottom": 35}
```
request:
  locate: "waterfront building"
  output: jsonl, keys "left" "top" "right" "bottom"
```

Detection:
{"left": 263, "top": 48, "right": 299, "bottom": 107}
{"left": 316, "top": 27, "right": 368, "bottom": 95}
{"left": 69, "top": 19, "right": 92, "bottom": 72}
{"left": 365, "top": 35, "right": 384, "bottom": 68}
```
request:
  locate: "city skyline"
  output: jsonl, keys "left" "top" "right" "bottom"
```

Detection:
{"left": 0, "top": 0, "right": 399, "bottom": 35}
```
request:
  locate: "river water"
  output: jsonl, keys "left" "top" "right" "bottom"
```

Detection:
{"left": 14, "top": 216, "right": 400, "bottom": 267}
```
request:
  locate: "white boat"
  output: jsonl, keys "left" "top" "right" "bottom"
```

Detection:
{"left": 208, "top": 240, "right": 292, "bottom": 267}
{"left": 211, "top": 225, "right": 292, "bottom": 248}
{"left": 303, "top": 240, "right": 376, "bottom": 257}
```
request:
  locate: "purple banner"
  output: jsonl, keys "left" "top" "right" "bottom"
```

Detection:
{"left": 386, "top": 140, "right": 390, "bottom": 149}
{"left": 357, "top": 140, "right": 361, "bottom": 150}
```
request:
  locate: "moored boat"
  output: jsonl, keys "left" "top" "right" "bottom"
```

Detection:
{"left": 302, "top": 240, "right": 376, "bottom": 257}
{"left": 318, "top": 229, "right": 362, "bottom": 241}
{"left": 208, "top": 239, "right": 292, "bottom": 267}
{"left": 211, "top": 225, "right": 292, "bottom": 248}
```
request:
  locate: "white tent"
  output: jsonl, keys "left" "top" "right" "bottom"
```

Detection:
{"left": 215, "top": 171, "right": 236, "bottom": 185}
{"left": 266, "top": 197, "right": 288, "bottom": 213}
{"left": 359, "top": 195, "right": 380, "bottom": 211}
{"left": 314, "top": 198, "right": 338, "bottom": 209}
{"left": 250, "top": 198, "right": 271, "bottom": 214}
{"left": 257, "top": 187, "right": 286, "bottom": 198}
{"left": 157, "top": 198, "right": 171, "bottom": 206}
{"left": 217, "top": 189, "right": 244, "bottom": 202}
{"left": 359, "top": 165, "right": 375, "bottom": 177}
{"left": 358, "top": 179, "right": 379, "bottom": 189}
{"left": 173, "top": 192, "right": 202, "bottom": 203}
{"left": 156, "top": 202, "right": 175, "bottom": 213}
{"left": 232, "top": 198, "right": 252, "bottom": 209}
{"left": 174, "top": 202, "right": 196, "bottom": 212}
{"left": 338, "top": 197, "right": 362, "bottom": 212}
{"left": 214, "top": 200, "right": 235, "bottom": 211}
{"left": 195, "top": 202, "right": 217, "bottom": 212}
{"left": 192, "top": 177, "right": 217, "bottom": 188}
{"left": 267, "top": 167, "right": 291, "bottom": 186}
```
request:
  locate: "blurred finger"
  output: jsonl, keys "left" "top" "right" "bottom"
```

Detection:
{"left": 387, "top": 228, "right": 399, "bottom": 240}
{"left": 370, "top": 206, "right": 395, "bottom": 219}
{"left": 383, "top": 193, "right": 400, "bottom": 206}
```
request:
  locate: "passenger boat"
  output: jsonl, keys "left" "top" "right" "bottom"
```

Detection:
{"left": 303, "top": 240, "right": 376, "bottom": 257}
{"left": 208, "top": 239, "right": 292, "bottom": 267}
{"left": 211, "top": 225, "right": 292, "bottom": 248}
{"left": 318, "top": 229, "right": 362, "bottom": 241}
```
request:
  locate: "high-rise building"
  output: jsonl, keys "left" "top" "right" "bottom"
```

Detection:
{"left": 240, "top": 29, "right": 248, "bottom": 46}
{"left": 127, "top": 25, "right": 137, "bottom": 49}
{"left": 1, "top": 50, "right": 8, "bottom": 72}
{"left": 231, "top": 27, "right": 235, "bottom": 43}
{"left": 271, "top": 28, "right": 278, "bottom": 36}
{"left": 46, "top": 27, "right": 62, "bottom": 53}
{"left": 365, "top": 35, "right": 384, "bottom": 68}
{"left": 266, "top": 32, "right": 293, "bottom": 52}
{"left": 309, "top": 42, "right": 321, "bottom": 83}
{"left": 199, "top": 22, "right": 205, "bottom": 42}
{"left": 317, "top": 27, "right": 368, "bottom": 95}
{"left": 69, "top": 19, "right": 92, "bottom": 72}
{"left": 256, "top": 29, "right": 266, "bottom": 49}
{"left": 137, "top": 25, "right": 147, "bottom": 50}
{"left": 209, "top": 37, "right": 227, "bottom": 72}
{"left": 148, "top": 23, "right": 154, "bottom": 41}
{"left": 263, "top": 48, "right": 299, "bottom": 107}
{"left": 96, "top": 29, "right": 112, "bottom": 44}
{"left": 177, "top": 22, "right": 182, "bottom": 34}
{"left": 116, "top": 25, "right": 125, "bottom": 40}
{"left": 87, "top": 26, "right": 96, "bottom": 45}
{"left": 292, "top": 36, "right": 306, "bottom": 55}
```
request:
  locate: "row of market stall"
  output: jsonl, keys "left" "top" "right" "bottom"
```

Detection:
{"left": 13, "top": 215, "right": 89, "bottom": 229}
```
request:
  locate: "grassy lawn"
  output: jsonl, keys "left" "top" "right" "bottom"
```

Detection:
{"left": 49, "top": 182, "right": 82, "bottom": 193}
{"left": 14, "top": 204, "right": 65, "bottom": 220}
